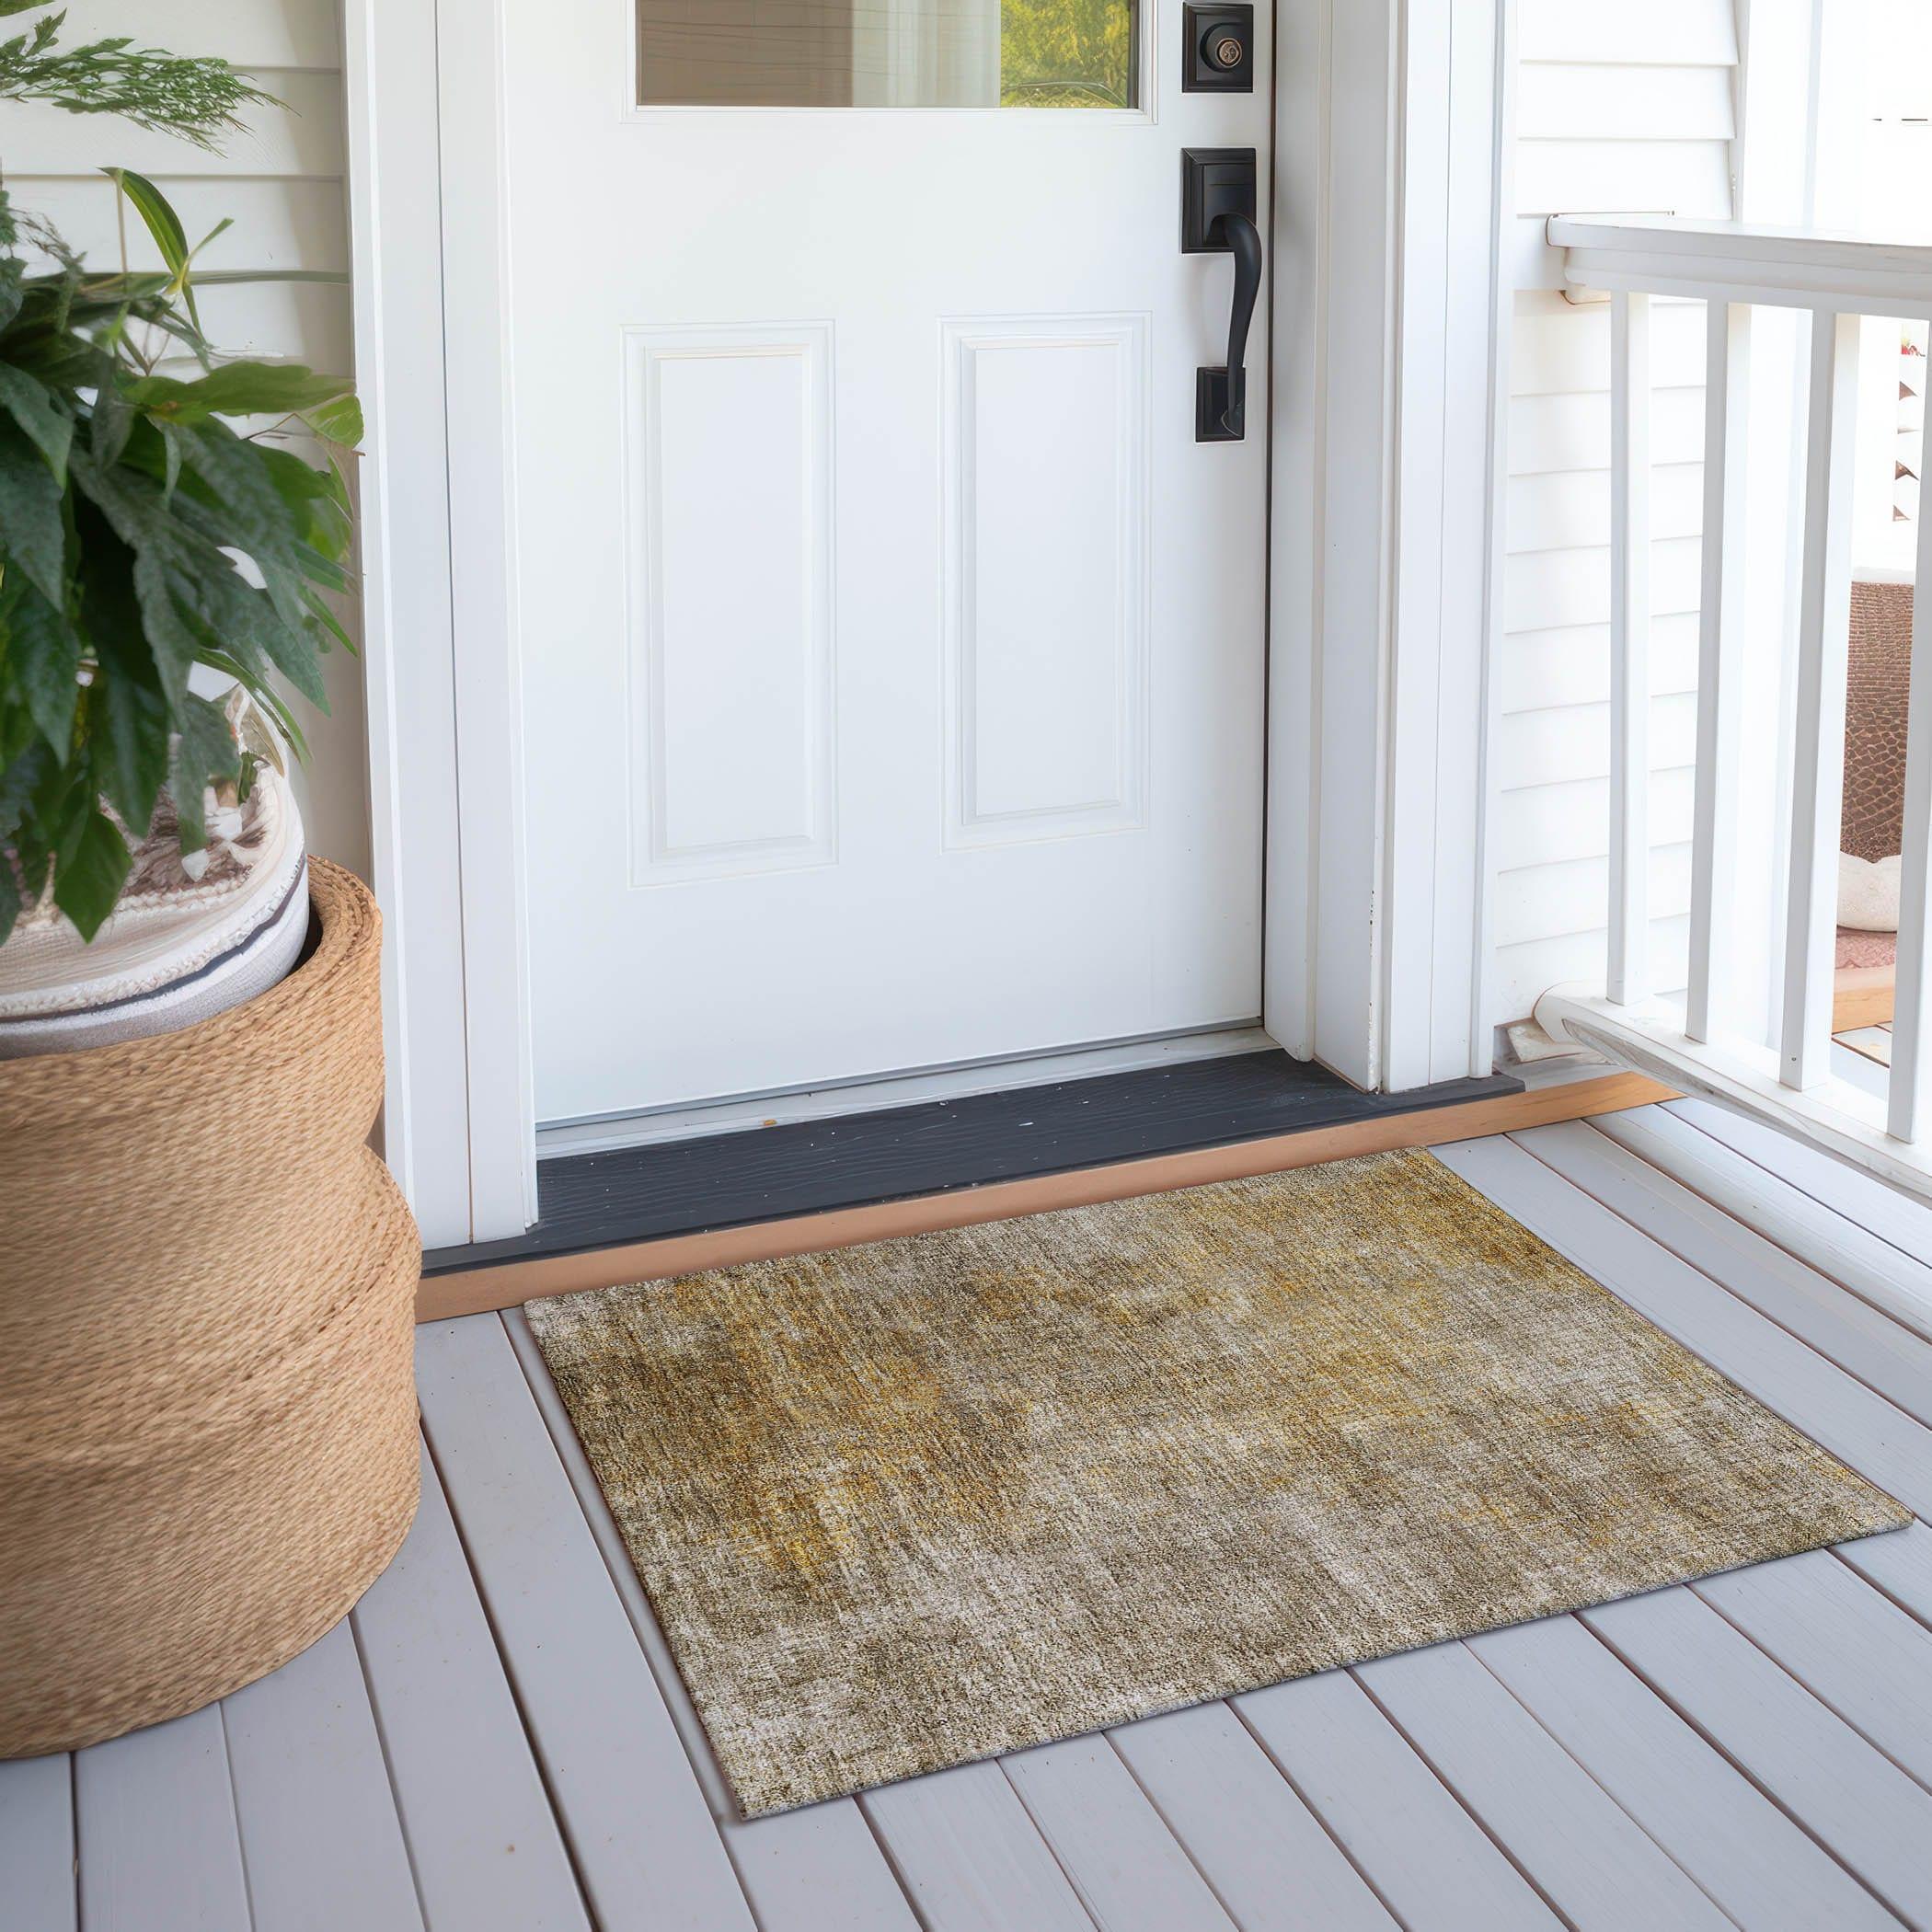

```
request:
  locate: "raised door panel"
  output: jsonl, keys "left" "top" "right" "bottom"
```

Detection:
{"left": 624, "top": 324, "right": 836, "bottom": 884}
{"left": 943, "top": 316, "right": 1149, "bottom": 848}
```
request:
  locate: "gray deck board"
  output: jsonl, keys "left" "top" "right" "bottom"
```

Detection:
{"left": 1695, "top": 1551, "right": 1932, "bottom": 1789}
{"left": 1595, "top": 1104, "right": 1932, "bottom": 1346}
{"left": 12, "top": 1099, "right": 1932, "bottom": 1930}
{"left": 1585, "top": 1581, "right": 1932, "bottom": 1924}
{"left": 1354, "top": 1636, "right": 1733, "bottom": 1929}
{"left": 1468, "top": 1609, "right": 1899, "bottom": 1930}
{"left": 1667, "top": 1097, "right": 1932, "bottom": 1280}
{"left": 1842, "top": 1025, "right": 1896, "bottom": 1066}
{"left": 74, "top": 1704, "right": 251, "bottom": 1932}
{"left": 1834, "top": 1040, "right": 1894, "bottom": 1099}
{"left": 351, "top": 1439, "right": 590, "bottom": 1931}
{"left": 1236, "top": 1667, "right": 1561, "bottom": 1930}
{"left": 1538, "top": 1114, "right": 1932, "bottom": 1420}
{"left": 0, "top": 1753, "right": 75, "bottom": 1932}
{"left": 1839, "top": 1518, "right": 1932, "bottom": 1624}
{"left": 861, "top": 1761, "right": 1098, "bottom": 1932}
{"left": 715, "top": 1802, "right": 923, "bottom": 1932}
{"left": 1108, "top": 1701, "right": 1400, "bottom": 1931}
{"left": 414, "top": 1316, "right": 755, "bottom": 1932}
{"left": 220, "top": 1616, "right": 425, "bottom": 1931}
{"left": 1002, "top": 1735, "right": 1240, "bottom": 1932}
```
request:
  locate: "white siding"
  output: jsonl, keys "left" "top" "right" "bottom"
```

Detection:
{"left": 1493, "top": 0, "right": 1738, "bottom": 1022}
{"left": 6, "top": 2, "right": 367, "bottom": 880}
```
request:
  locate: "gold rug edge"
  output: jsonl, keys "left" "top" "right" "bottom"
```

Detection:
{"left": 719, "top": 1501, "right": 1915, "bottom": 1819}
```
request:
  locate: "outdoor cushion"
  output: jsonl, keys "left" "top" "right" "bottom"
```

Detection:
{"left": 1839, "top": 851, "right": 1903, "bottom": 933}
{"left": 0, "top": 767, "right": 308, "bottom": 1057}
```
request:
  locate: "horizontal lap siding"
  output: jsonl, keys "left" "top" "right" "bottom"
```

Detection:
{"left": 6, "top": 4, "right": 367, "bottom": 880}
{"left": 1495, "top": 0, "right": 1738, "bottom": 1022}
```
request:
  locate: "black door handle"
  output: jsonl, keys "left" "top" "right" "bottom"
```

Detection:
{"left": 1180, "top": 148, "right": 1260, "bottom": 442}
{"left": 1213, "top": 210, "right": 1261, "bottom": 437}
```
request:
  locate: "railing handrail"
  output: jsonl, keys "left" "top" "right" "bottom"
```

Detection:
{"left": 1547, "top": 214, "right": 1932, "bottom": 312}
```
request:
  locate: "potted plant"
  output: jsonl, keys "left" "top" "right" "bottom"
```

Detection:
{"left": 0, "top": 14, "right": 419, "bottom": 1757}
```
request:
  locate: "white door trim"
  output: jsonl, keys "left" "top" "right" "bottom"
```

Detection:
{"left": 433, "top": 0, "right": 539, "bottom": 1236}
{"left": 1382, "top": 0, "right": 1515, "bottom": 1090}
{"left": 344, "top": 0, "right": 535, "bottom": 1246}
{"left": 1265, "top": 0, "right": 1513, "bottom": 1089}
{"left": 347, "top": 0, "right": 1512, "bottom": 1244}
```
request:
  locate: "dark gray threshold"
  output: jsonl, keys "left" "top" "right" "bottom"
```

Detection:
{"left": 422, "top": 1050, "right": 1521, "bottom": 1276}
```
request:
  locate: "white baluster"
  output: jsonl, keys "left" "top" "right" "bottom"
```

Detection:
{"left": 1608, "top": 290, "right": 1650, "bottom": 1006}
{"left": 1782, "top": 311, "right": 1862, "bottom": 1089}
{"left": 1687, "top": 300, "right": 1752, "bottom": 1042}
{"left": 1889, "top": 359, "right": 1932, "bottom": 1142}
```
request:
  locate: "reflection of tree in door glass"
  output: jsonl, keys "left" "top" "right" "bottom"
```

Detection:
{"left": 633, "top": 0, "right": 1134, "bottom": 110}
{"left": 1001, "top": 0, "right": 1133, "bottom": 109}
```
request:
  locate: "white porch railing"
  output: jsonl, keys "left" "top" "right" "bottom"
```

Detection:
{"left": 1533, "top": 216, "right": 1932, "bottom": 1204}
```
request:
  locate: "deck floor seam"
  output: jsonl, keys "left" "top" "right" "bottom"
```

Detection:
{"left": 1683, "top": 1581, "right": 1932, "bottom": 1801}
{"left": 1603, "top": 1109, "right": 1932, "bottom": 1348}
{"left": 1509, "top": 1123, "right": 1932, "bottom": 1439}
{"left": 1583, "top": 1113, "right": 1932, "bottom": 1369}
{"left": 1830, "top": 1536, "right": 1932, "bottom": 1632}
{"left": 484, "top": 1314, "right": 776, "bottom": 1929}
{"left": 409, "top": 1414, "right": 602, "bottom": 1928}
{"left": 343, "top": 1606, "right": 434, "bottom": 1932}
{"left": 1098, "top": 1721, "right": 1261, "bottom": 1932}
{"left": 1220, "top": 1699, "right": 1417, "bottom": 1932}
{"left": 1455, "top": 1628, "right": 1754, "bottom": 1932}
{"left": 213, "top": 1703, "right": 259, "bottom": 1932}
{"left": 1344, "top": 1667, "right": 1578, "bottom": 1930}
{"left": 1568, "top": 1608, "right": 1911, "bottom": 1926}
{"left": 1665, "top": 1101, "right": 1932, "bottom": 1283}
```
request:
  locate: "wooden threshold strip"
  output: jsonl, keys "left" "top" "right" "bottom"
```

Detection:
{"left": 416, "top": 1070, "right": 1676, "bottom": 1322}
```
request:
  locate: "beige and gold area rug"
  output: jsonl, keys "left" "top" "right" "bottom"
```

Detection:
{"left": 525, "top": 1147, "right": 1908, "bottom": 1817}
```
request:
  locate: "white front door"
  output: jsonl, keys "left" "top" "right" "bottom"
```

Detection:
{"left": 504, "top": 0, "right": 1273, "bottom": 1123}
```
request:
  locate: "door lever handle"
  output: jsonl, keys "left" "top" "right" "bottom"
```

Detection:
{"left": 1212, "top": 209, "right": 1261, "bottom": 438}
{"left": 1180, "top": 148, "right": 1260, "bottom": 442}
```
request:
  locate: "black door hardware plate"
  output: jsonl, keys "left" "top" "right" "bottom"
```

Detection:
{"left": 1196, "top": 368, "right": 1245, "bottom": 444}
{"left": 1180, "top": 149, "right": 1260, "bottom": 442}
{"left": 1179, "top": 146, "right": 1258, "bottom": 254}
{"left": 1182, "top": 4, "right": 1254, "bottom": 92}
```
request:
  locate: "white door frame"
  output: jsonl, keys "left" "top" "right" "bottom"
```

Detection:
{"left": 343, "top": 0, "right": 1513, "bottom": 1247}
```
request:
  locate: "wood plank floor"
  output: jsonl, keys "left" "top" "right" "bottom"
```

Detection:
{"left": 7, "top": 1101, "right": 1931, "bottom": 1931}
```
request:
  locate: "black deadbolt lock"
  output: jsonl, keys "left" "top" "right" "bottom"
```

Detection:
{"left": 1182, "top": 4, "right": 1254, "bottom": 92}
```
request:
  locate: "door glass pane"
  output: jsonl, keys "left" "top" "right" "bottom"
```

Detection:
{"left": 636, "top": 0, "right": 1138, "bottom": 109}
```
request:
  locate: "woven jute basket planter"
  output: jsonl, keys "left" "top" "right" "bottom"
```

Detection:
{"left": 0, "top": 860, "right": 420, "bottom": 1758}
